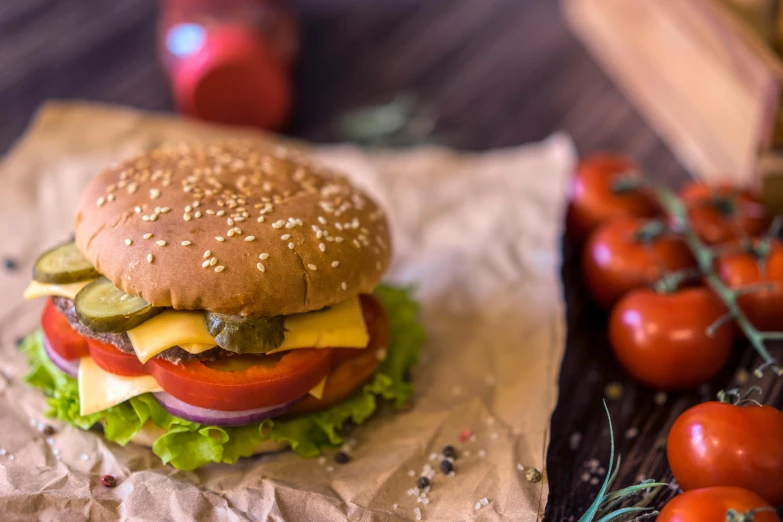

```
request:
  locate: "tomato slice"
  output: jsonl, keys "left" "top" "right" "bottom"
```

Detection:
{"left": 41, "top": 298, "right": 89, "bottom": 361}
{"left": 145, "top": 348, "right": 333, "bottom": 411}
{"left": 86, "top": 338, "right": 148, "bottom": 377}
{"left": 288, "top": 349, "right": 381, "bottom": 415}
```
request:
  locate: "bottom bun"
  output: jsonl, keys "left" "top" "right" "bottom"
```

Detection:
{"left": 126, "top": 421, "right": 289, "bottom": 455}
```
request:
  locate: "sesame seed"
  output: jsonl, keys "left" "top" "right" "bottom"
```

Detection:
{"left": 124, "top": 239, "right": 132, "bottom": 246}
{"left": 156, "top": 240, "right": 167, "bottom": 246}
{"left": 260, "top": 253, "right": 269, "bottom": 260}
{"left": 150, "top": 188, "right": 160, "bottom": 199}
{"left": 206, "top": 209, "right": 215, "bottom": 215}
{"left": 235, "top": 216, "right": 245, "bottom": 222}
{"left": 316, "top": 230, "right": 323, "bottom": 239}
{"left": 281, "top": 234, "right": 291, "bottom": 240}
{"left": 193, "top": 201, "right": 200, "bottom": 208}
{"left": 143, "top": 233, "right": 153, "bottom": 239}
{"left": 216, "top": 236, "right": 225, "bottom": 242}
{"left": 332, "top": 261, "right": 340, "bottom": 267}
{"left": 150, "top": 213, "right": 158, "bottom": 222}
{"left": 134, "top": 206, "right": 142, "bottom": 213}
{"left": 97, "top": 197, "right": 106, "bottom": 207}
{"left": 318, "top": 216, "right": 327, "bottom": 225}
{"left": 272, "top": 220, "right": 285, "bottom": 229}
{"left": 245, "top": 236, "right": 255, "bottom": 242}
{"left": 233, "top": 227, "right": 242, "bottom": 235}
{"left": 227, "top": 218, "right": 234, "bottom": 226}
{"left": 307, "top": 264, "right": 317, "bottom": 271}
{"left": 335, "top": 223, "right": 343, "bottom": 231}
{"left": 257, "top": 216, "right": 265, "bottom": 222}
{"left": 203, "top": 250, "right": 211, "bottom": 259}
{"left": 285, "top": 222, "right": 296, "bottom": 229}
{"left": 210, "top": 257, "right": 217, "bottom": 266}
{"left": 202, "top": 260, "right": 210, "bottom": 268}
{"left": 257, "top": 263, "right": 265, "bottom": 272}
{"left": 217, "top": 210, "right": 225, "bottom": 216}
{"left": 341, "top": 282, "right": 347, "bottom": 290}
{"left": 335, "top": 237, "right": 344, "bottom": 243}
{"left": 147, "top": 254, "right": 154, "bottom": 263}
{"left": 319, "top": 243, "right": 326, "bottom": 252}
{"left": 288, "top": 242, "right": 295, "bottom": 249}
{"left": 181, "top": 241, "right": 191, "bottom": 246}
{"left": 194, "top": 211, "right": 202, "bottom": 218}
{"left": 160, "top": 207, "right": 170, "bottom": 214}
{"left": 214, "top": 265, "right": 225, "bottom": 273}
{"left": 183, "top": 213, "right": 192, "bottom": 221}
{"left": 142, "top": 216, "right": 150, "bottom": 221}
{"left": 185, "top": 205, "right": 192, "bottom": 212}
{"left": 227, "top": 229, "right": 236, "bottom": 237}
{"left": 107, "top": 194, "right": 116, "bottom": 202}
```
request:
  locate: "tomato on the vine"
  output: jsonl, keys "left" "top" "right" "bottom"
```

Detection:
{"left": 608, "top": 287, "right": 733, "bottom": 389}
{"left": 667, "top": 399, "right": 783, "bottom": 505}
{"left": 583, "top": 218, "right": 694, "bottom": 307}
{"left": 678, "top": 181, "right": 768, "bottom": 244}
{"left": 717, "top": 239, "right": 783, "bottom": 331}
{"left": 658, "top": 487, "right": 779, "bottom": 522}
{"left": 566, "top": 153, "right": 659, "bottom": 240}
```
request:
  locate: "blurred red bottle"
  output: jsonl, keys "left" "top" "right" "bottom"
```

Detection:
{"left": 159, "top": 0, "right": 297, "bottom": 130}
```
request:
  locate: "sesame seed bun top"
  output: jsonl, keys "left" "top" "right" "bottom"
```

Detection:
{"left": 74, "top": 141, "right": 391, "bottom": 316}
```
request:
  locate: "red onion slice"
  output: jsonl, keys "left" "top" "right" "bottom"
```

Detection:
{"left": 43, "top": 335, "right": 80, "bottom": 378}
{"left": 153, "top": 392, "right": 300, "bottom": 426}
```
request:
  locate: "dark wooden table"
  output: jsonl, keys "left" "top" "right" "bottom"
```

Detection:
{"left": 2, "top": 0, "right": 781, "bottom": 519}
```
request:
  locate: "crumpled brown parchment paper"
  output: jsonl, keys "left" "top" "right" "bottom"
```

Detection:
{"left": 0, "top": 102, "right": 574, "bottom": 522}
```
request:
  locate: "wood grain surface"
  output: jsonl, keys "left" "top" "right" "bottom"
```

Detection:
{"left": 2, "top": 0, "right": 781, "bottom": 519}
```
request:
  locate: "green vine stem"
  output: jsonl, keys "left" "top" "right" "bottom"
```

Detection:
{"left": 726, "top": 507, "right": 778, "bottom": 522}
{"left": 651, "top": 184, "right": 783, "bottom": 377}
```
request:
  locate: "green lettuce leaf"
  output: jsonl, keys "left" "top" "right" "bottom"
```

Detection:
{"left": 21, "top": 284, "right": 424, "bottom": 471}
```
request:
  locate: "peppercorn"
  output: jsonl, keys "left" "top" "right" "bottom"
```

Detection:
{"left": 334, "top": 451, "right": 350, "bottom": 464}
{"left": 41, "top": 425, "right": 55, "bottom": 436}
{"left": 442, "top": 445, "right": 457, "bottom": 460}
{"left": 416, "top": 476, "right": 430, "bottom": 489}
{"left": 439, "top": 460, "right": 454, "bottom": 474}
{"left": 100, "top": 475, "right": 118, "bottom": 488}
{"left": 3, "top": 258, "right": 17, "bottom": 272}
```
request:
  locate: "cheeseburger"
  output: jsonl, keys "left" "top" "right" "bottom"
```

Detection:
{"left": 21, "top": 141, "right": 422, "bottom": 470}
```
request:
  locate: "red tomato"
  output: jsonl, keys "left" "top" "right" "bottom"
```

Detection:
{"left": 717, "top": 239, "right": 783, "bottom": 331}
{"left": 583, "top": 218, "right": 694, "bottom": 307}
{"left": 667, "top": 401, "right": 783, "bottom": 505}
{"left": 608, "top": 287, "right": 733, "bottom": 389}
{"left": 287, "top": 349, "right": 380, "bottom": 415}
{"left": 658, "top": 487, "right": 779, "bottom": 522}
{"left": 86, "top": 338, "right": 147, "bottom": 377}
{"left": 679, "top": 182, "right": 768, "bottom": 244}
{"left": 40, "top": 298, "right": 89, "bottom": 361}
{"left": 566, "top": 153, "right": 659, "bottom": 240}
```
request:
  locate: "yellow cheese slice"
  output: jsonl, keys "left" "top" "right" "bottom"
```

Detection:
{"left": 270, "top": 297, "right": 371, "bottom": 353}
{"left": 127, "top": 297, "right": 370, "bottom": 363}
{"left": 78, "top": 356, "right": 162, "bottom": 416}
{"left": 308, "top": 376, "right": 327, "bottom": 400}
{"left": 23, "top": 279, "right": 93, "bottom": 300}
{"left": 128, "top": 310, "right": 216, "bottom": 363}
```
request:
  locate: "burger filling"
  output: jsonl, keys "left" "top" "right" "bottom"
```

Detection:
{"left": 21, "top": 242, "right": 423, "bottom": 471}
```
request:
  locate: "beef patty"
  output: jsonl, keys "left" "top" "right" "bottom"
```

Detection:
{"left": 52, "top": 297, "right": 227, "bottom": 364}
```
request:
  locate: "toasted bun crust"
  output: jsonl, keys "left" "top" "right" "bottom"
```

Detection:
{"left": 74, "top": 141, "right": 391, "bottom": 316}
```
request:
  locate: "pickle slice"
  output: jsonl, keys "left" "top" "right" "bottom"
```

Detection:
{"left": 33, "top": 242, "right": 100, "bottom": 284}
{"left": 74, "top": 277, "right": 163, "bottom": 333}
{"left": 204, "top": 312, "right": 285, "bottom": 354}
